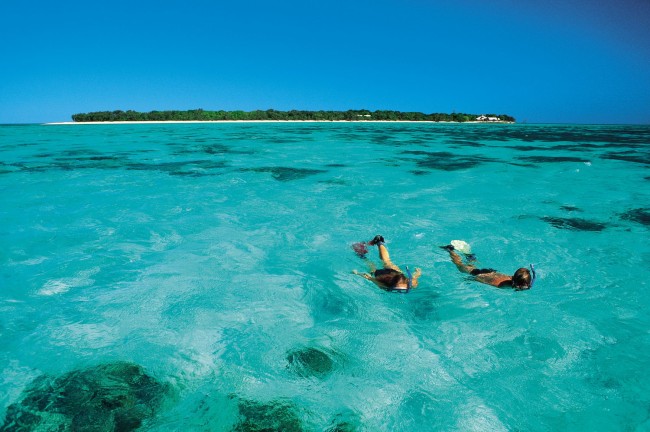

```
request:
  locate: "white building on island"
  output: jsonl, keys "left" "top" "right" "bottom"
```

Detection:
{"left": 476, "top": 115, "right": 501, "bottom": 122}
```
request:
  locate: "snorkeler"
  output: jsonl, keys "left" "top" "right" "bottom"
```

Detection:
{"left": 352, "top": 235, "right": 421, "bottom": 293}
{"left": 440, "top": 243, "right": 535, "bottom": 290}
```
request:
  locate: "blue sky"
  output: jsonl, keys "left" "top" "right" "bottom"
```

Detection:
{"left": 1, "top": 0, "right": 649, "bottom": 124}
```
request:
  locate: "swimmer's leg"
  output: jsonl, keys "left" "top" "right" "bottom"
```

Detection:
{"left": 377, "top": 242, "right": 400, "bottom": 272}
{"left": 446, "top": 248, "right": 475, "bottom": 274}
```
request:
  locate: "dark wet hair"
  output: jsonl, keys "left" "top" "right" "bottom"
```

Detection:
{"left": 374, "top": 268, "right": 408, "bottom": 288}
{"left": 512, "top": 268, "right": 532, "bottom": 290}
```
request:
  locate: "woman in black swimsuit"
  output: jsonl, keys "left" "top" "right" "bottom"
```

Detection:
{"left": 441, "top": 244, "right": 533, "bottom": 290}
{"left": 353, "top": 235, "right": 421, "bottom": 292}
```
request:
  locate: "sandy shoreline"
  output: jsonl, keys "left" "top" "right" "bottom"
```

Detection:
{"left": 46, "top": 120, "right": 509, "bottom": 125}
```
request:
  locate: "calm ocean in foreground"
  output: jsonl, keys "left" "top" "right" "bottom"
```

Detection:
{"left": 1, "top": 122, "right": 649, "bottom": 431}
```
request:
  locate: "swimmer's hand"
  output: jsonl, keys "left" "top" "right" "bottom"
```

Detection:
{"left": 440, "top": 244, "right": 454, "bottom": 251}
{"left": 352, "top": 270, "right": 372, "bottom": 280}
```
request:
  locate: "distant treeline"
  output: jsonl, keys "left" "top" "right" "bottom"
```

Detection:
{"left": 71, "top": 109, "right": 515, "bottom": 123}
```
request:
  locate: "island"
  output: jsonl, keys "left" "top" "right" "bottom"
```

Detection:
{"left": 70, "top": 109, "right": 515, "bottom": 123}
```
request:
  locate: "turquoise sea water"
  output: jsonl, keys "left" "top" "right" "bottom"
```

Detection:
{"left": 1, "top": 122, "right": 649, "bottom": 431}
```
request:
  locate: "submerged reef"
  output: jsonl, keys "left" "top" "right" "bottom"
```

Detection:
{"left": 244, "top": 167, "right": 326, "bottom": 181}
{"left": 620, "top": 208, "right": 650, "bottom": 226}
{"left": 402, "top": 150, "right": 495, "bottom": 171}
{"left": 324, "top": 411, "right": 361, "bottom": 432}
{"left": 519, "top": 155, "right": 591, "bottom": 163}
{"left": 601, "top": 152, "right": 650, "bottom": 165}
{"left": 325, "top": 420, "right": 358, "bottom": 432}
{"left": 233, "top": 398, "right": 303, "bottom": 432}
{"left": 229, "top": 394, "right": 355, "bottom": 431}
{"left": 286, "top": 347, "right": 335, "bottom": 379}
{"left": 1, "top": 362, "right": 170, "bottom": 432}
{"left": 560, "top": 205, "right": 583, "bottom": 212}
{"left": 8, "top": 151, "right": 229, "bottom": 178}
{"left": 541, "top": 216, "right": 608, "bottom": 231}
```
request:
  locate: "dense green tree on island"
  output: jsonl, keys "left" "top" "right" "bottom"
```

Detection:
{"left": 71, "top": 109, "right": 515, "bottom": 123}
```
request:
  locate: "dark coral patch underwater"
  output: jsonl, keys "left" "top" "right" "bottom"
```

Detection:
{"left": 506, "top": 143, "right": 602, "bottom": 152}
{"left": 467, "top": 125, "right": 650, "bottom": 146}
{"left": 541, "top": 216, "right": 608, "bottom": 231}
{"left": 318, "top": 178, "right": 348, "bottom": 185}
{"left": 201, "top": 143, "right": 255, "bottom": 155}
{"left": 600, "top": 151, "right": 650, "bottom": 166}
{"left": 126, "top": 160, "right": 229, "bottom": 177}
{"left": 446, "top": 139, "right": 485, "bottom": 148}
{"left": 244, "top": 167, "right": 326, "bottom": 181}
{"left": 6, "top": 153, "right": 231, "bottom": 177}
{"left": 286, "top": 347, "right": 335, "bottom": 379}
{"left": 520, "top": 156, "right": 591, "bottom": 163}
{"left": 560, "top": 205, "right": 583, "bottom": 212}
{"left": 233, "top": 398, "right": 303, "bottom": 432}
{"left": 402, "top": 150, "right": 496, "bottom": 171}
{"left": 1, "top": 362, "right": 171, "bottom": 432}
{"left": 620, "top": 208, "right": 650, "bottom": 226}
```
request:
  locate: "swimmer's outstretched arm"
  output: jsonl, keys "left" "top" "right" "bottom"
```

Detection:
{"left": 362, "top": 258, "right": 377, "bottom": 273}
{"left": 352, "top": 270, "right": 373, "bottom": 280}
{"left": 352, "top": 270, "right": 388, "bottom": 290}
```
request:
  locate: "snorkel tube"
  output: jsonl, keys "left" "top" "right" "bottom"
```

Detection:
{"left": 529, "top": 264, "right": 536, "bottom": 288}
{"left": 405, "top": 266, "right": 413, "bottom": 289}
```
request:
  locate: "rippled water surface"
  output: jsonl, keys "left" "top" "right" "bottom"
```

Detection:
{"left": 1, "top": 122, "right": 649, "bottom": 431}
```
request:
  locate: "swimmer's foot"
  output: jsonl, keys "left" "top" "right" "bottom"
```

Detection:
{"left": 369, "top": 235, "right": 385, "bottom": 246}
